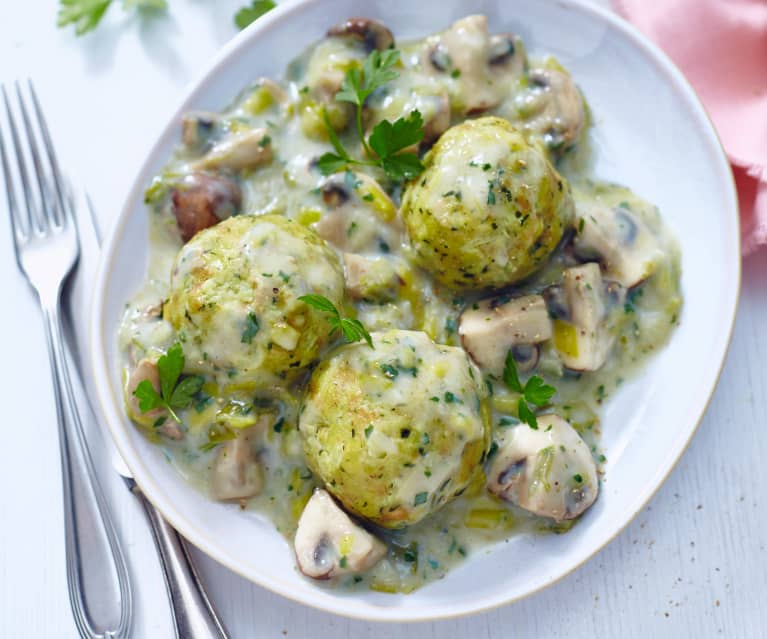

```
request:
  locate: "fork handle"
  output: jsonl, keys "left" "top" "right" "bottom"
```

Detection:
{"left": 132, "top": 487, "right": 230, "bottom": 639}
{"left": 41, "top": 301, "right": 132, "bottom": 639}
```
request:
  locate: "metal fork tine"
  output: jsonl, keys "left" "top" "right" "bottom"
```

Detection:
{"left": 15, "top": 82, "right": 56, "bottom": 231}
{"left": 28, "top": 81, "right": 68, "bottom": 229}
{"left": 0, "top": 106, "right": 24, "bottom": 244}
{"left": 2, "top": 85, "right": 41, "bottom": 234}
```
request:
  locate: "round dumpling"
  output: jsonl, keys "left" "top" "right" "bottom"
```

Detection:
{"left": 401, "top": 117, "right": 573, "bottom": 290}
{"left": 299, "top": 329, "right": 491, "bottom": 528}
{"left": 164, "top": 214, "right": 345, "bottom": 387}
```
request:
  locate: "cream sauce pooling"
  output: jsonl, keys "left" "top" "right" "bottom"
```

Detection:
{"left": 119, "top": 15, "right": 682, "bottom": 593}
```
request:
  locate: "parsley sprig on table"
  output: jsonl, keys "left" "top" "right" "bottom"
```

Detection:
{"left": 502, "top": 350, "right": 556, "bottom": 430}
{"left": 133, "top": 343, "right": 203, "bottom": 424}
{"left": 58, "top": 0, "right": 276, "bottom": 36}
{"left": 58, "top": 0, "right": 167, "bottom": 36}
{"left": 298, "top": 295, "right": 374, "bottom": 348}
{"left": 317, "top": 49, "right": 426, "bottom": 181}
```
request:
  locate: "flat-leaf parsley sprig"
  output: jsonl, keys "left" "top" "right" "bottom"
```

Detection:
{"left": 316, "top": 49, "right": 425, "bottom": 182}
{"left": 298, "top": 294, "right": 374, "bottom": 348}
{"left": 133, "top": 342, "right": 204, "bottom": 424}
{"left": 502, "top": 350, "right": 556, "bottom": 430}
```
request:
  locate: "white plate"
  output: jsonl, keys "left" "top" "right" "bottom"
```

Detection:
{"left": 90, "top": 0, "right": 740, "bottom": 622}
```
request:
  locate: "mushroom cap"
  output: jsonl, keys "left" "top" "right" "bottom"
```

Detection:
{"left": 164, "top": 214, "right": 345, "bottom": 388}
{"left": 299, "top": 330, "right": 491, "bottom": 528}
{"left": 401, "top": 117, "right": 574, "bottom": 291}
{"left": 487, "top": 414, "right": 598, "bottom": 521}
{"left": 294, "top": 488, "right": 386, "bottom": 579}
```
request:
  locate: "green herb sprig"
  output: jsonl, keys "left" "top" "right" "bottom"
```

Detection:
{"left": 502, "top": 350, "right": 556, "bottom": 429}
{"left": 316, "top": 49, "right": 425, "bottom": 182}
{"left": 58, "top": 0, "right": 167, "bottom": 36}
{"left": 133, "top": 342, "right": 203, "bottom": 424}
{"left": 234, "top": 0, "right": 276, "bottom": 29}
{"left": 298, "top": 294, "right": 373, "bottom": 348}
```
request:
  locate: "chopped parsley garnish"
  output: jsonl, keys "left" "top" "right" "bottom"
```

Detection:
{"left": 573, "top": 473, "right": 583, "bottom": 483}
{"left": 316, "top": 49, "right": 425, "bottom": 182}
{"left": 241, "top": 312, "right": 260, "bottom": 343}
{"left": 133, "top": 342, "right": 203, "bottom": 424}
{"left": 298, "top": 294, "right": 373, "bottom": 348}
{"left": 414, "top": 491, "right": 428, "bottom": 506}
{"left": 502, "top": 350, "right": 556, "bottom": 429}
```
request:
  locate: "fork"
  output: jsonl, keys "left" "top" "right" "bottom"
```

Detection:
{"left": 0, "top": 81, "right": 132, "bottom": 639}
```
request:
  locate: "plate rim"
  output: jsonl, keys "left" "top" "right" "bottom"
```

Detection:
{"left": 89, "top": 0, "right": 741, "bottom": 622}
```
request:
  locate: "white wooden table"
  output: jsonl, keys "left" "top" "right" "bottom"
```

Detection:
{"left": 1, "top": 1, "right": 765, "bottom": 637}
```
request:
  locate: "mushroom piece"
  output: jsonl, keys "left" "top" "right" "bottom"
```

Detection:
{"left": 512, "top": 66, "right": 585, "bottom": 152}
{"left": 125, "top": 359, "right": 183, "bottom": 439}
{"left": 313, "top": 172, "right": 401, "bottom": 253}
{"left": 551, "top": 263, "right": 625, "bottom": 372}
{"left": 170, "top": 172, "right": 242, "bottom": 242}
{"left": 294, "top": 488, "right": 386, "bottom": 579}
{"left": 459, "top": 295, "right": 553, "bottom": 375}
{"left": 573, "top": 203, "right": 663, "bottom": 288}
{"left": 210, "top": 418, "right": 268, "bottom": 501}
{"left": 487, "top": 414, "right": 598, "bottom": 521}
{"left": 327, "top": 17, "right": 395, "bottom": 52}
{"left": 343, "top": 253, "right": 404, "bottom": 303}
{"left": 190, "top": 127, "right": 273, "bottom": 172}
{"left": 181, "top": 111, "right": 220, "bottom": 151}
{"left": 424, "top": 16, "right": 525, "bottom": 116}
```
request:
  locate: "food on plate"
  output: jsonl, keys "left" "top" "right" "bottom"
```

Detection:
{"left": 118, "top": 14, "right": 682, "bottom": 593}
{"left": 300, "top": 330, "right": 490, "bottom": 528}
{"left": 401, "top": 117, "right": 574, "bottom": 290}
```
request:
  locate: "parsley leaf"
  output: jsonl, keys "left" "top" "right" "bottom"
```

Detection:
{"left": 132, "top": 342, "right": 204, "bottom": 423}
{"left": 58, "top": 0, "right": 167, "bottom": 36}
{"left": 317, "top": 49, "right": 426, "bottom": 183}
{"left": 502, "top": 350, "right": 557, "bottom": 429}
{"left": 241, "top": 312, "right": 260, "bottom": 344}
{"left": 368, "top": 110, "right": 424, "bottom": 159}
{"left": 298, "top": 295, "right": 373, "bottom": 348}
{"left": 234, "top": 0, "right": 276, "bottom": 30}
{"left": 58, "top": 0, "right": 113, "bottom": 35}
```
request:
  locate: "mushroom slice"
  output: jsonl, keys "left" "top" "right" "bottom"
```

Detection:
{"left": 487, "top": 415, "right": 598, "bottom": 521}
{"left": 424, "top": 16, "right": 525, "bottom": 116}
{"left": 573, "top": 204, "right": 663, "bottom": 288}
{"left": 171, "top": 172, "right": 242, "bottom": 242}
{"left": 190, "top": 127, "right": 273, "bottom": 171}
{"left": 552, "top": 263, "right": 625, "bottom": 372}
{"left": 511, "top": 66, "right": 585, "bottom": 153}
{"left": 343, "top": 253, "right": 404, "bottom": 303}
{"left": 125, "top": 359, "right": 183, "bottom": 439}
{"left": 210, "top": 418, "right": 267, "bottom": 501}
{"left": 181, "top": 111, "right": 220, "bottom": 151}
{"left": 314, "top": 172, "right": 401, "bottom": 253}
{"left": 327, "top": 17, "right": 394, "bottom": 52}
{"left": 459, "top": 295, "right": 552, "bottom": 375}
{"left": 295, "top": 488, "right": 386, "bottom": 579}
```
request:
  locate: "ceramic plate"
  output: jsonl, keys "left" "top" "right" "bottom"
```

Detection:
{"left": 91, "top": 0, "right": 740, "bottom": 621}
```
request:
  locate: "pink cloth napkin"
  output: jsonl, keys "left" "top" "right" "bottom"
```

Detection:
{"left": 614, "top": 0, "right": 767, "bottom": 254}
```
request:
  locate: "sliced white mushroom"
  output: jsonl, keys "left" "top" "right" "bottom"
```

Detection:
{"left": 551, "top": 263, "right": 625, "bottom": 372}
{"left": 343, "top": 254, "right": 404, "bottom": 303}
{"left": 210, "top": 417, "right": 268, "bottom": 501}
{"left": 423, "top": 15, "right": 523, "bottom": 115}
{"left": 511, "top": 66, "right": 586, "bottom": 152}
{"left": 181, "top": 111, "right": 220, "bottom": 150}
{"left": 573, "top": 203, "right": 664, "bottom": 288}
{"left": 326, "top": 17, "right": 394, "bottom": 52}
{"left": 487, "top": 414, "right": 598, "bottom": 521}
{"left": 459, "top": 295, "right": 552, "bottom": 375}
{"left": 295, "top": 488, "right": 386, "bottom": 579}
{"left": 125, "top": 359, "right": 183, "bottom": 439}
{"left": 313, "top": 172, "right": 401, "bottom": 253}
{"left": 191, "top": 128, "right": 273, "bottom": 171}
